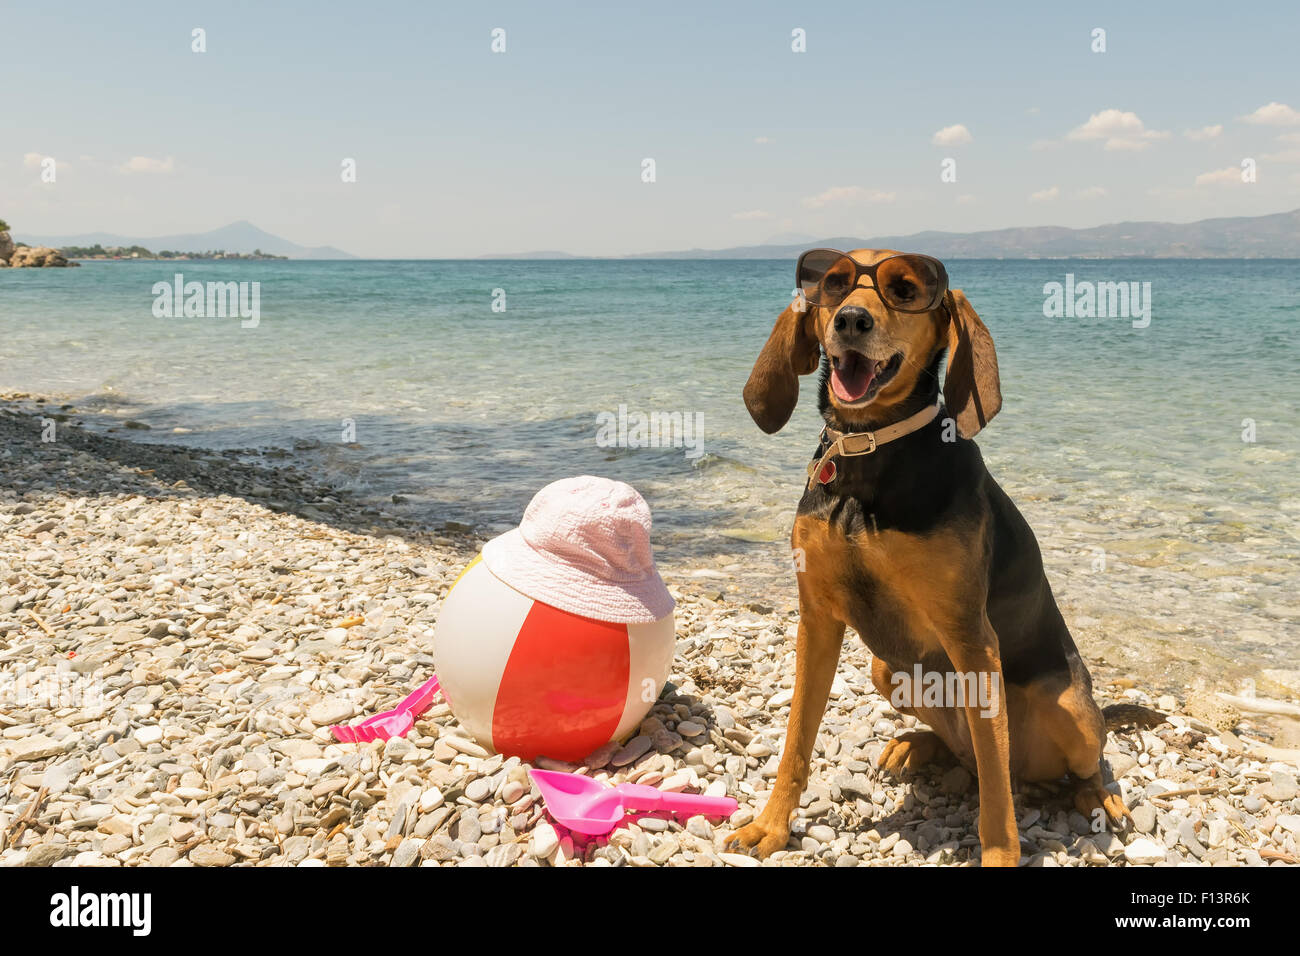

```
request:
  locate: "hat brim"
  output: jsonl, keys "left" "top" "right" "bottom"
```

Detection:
{"left": 480, "top": 528, "right": 675, "bottom": 624}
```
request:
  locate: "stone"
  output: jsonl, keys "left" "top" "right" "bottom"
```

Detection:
{"left": 421, "top": 835, "right": 459, "bottom": 862}
{"left": 531, "top": 823, "right": 559, "bottom": 858}
{"left": 150, "top": 846, "right": 180, "bottom": 866}
{"left": 42, "top": 760, "right": 81, "bottom": 795}
{"left": 940, "top": 766, "right": 972, "bottom": 795}
{"left": 443, "top": 735, "right": 489, "bottom": 758}
{"left": 612, "top": 735, "right": 653, "bottom": 767}
{"left": 1131, "top": 804, "right": 1157, "bottom": 834}
{"left": 1264, "top": 772, "right": 1298, "bottom": 802}
{"left": 1277, "top": 814, "right": 1300, "bottom": 836}
{"left": 492, "top": 778, "right": 522, "bottom": 803}
{"left": 307, "top": 698, "right": 355, "bottom": 726}
{"left": 10, "top": 736, "right": 65, "bottom": 762}
{"left": 648, "top": 836, "right": 680, "bottom": 864}
{"left": 391, "top": 839, "right": 421, "bottom": 867}
{"left": 21, "top": 843, "right": 70, "bottom": 867}
{"left": 189, "top": 845, "right": 235, "bottom": 867}
{"left": 453, "top": 814, "right": 481, "bottom": 844}
{"left": 686, "top": 816, "right": 715, "bottom": 841}
{"left": 806, "top": 824, "right": 836, "bottom": 844}
{"left": 485, "top": 843, "right": 522, "bottom": 867}
{"left": 1122, "top": 838, "right": 1166, "bottom": 865}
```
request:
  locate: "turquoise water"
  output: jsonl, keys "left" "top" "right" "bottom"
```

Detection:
{"left": 2, "top": 259, "right": 1298, "bottom": 687}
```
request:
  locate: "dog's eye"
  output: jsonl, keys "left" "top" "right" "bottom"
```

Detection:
{"left": 886, "top": 278, "right": 918, "bottom": 302}
{"left": 822, "top": 272, "right": 850, "bottom": 297}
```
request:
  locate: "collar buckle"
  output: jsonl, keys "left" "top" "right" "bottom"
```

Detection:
{"left": 805, "top": 403, "right": 941, "bottom": 490}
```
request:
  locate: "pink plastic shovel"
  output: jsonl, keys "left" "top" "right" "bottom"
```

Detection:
{"left": 330, "top": 674, "right": 441, "bottom": 743}
{"left": 529, "top": 769, "right": 738, "bottom": 836}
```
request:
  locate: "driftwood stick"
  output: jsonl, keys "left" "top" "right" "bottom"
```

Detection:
{"left": 27, "top": 609, "right": 56, "bottom": 639}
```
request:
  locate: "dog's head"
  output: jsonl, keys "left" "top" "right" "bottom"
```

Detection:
{"left": 743, "top": 248, "right": 1001, "bottom": 438}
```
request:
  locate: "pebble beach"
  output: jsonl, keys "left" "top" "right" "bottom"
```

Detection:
{"left": 2, "top": 394, "right": 1298, "bottom": 868}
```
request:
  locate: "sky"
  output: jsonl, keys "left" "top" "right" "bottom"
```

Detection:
{"left": 5, "top": 0, "right": 1300, "bottom": 257}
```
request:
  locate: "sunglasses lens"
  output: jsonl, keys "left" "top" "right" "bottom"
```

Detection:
{"left": 875, "top": 255, "right": 946, "bottom": 312}
{"left": 798, "top": 250, "right": 855, "bottom": 305}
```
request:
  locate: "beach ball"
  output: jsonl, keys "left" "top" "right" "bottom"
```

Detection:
{"left": 431, "top": 476, "right": 678, "bottom": 763}
{"left": 432, "top": 556, "right": 675, "bottom": 762}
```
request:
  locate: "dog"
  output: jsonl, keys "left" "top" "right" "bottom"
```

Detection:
{"left": 727, "top": 248, "right": 1159, "bottom": 866}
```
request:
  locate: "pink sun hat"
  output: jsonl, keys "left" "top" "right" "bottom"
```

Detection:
{"left": 480, "top": 476, "right": 675, "bottom": 624}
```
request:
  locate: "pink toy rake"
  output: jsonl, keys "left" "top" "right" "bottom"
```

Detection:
{"left": 330, "top": 673, "right": 441, "bottom": 743}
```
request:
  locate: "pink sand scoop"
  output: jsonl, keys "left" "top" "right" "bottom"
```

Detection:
{"left": 530, "top": 768, "right": 738, "bottom": 836}
{"left": 331, "top": 674, "right": 441, "bottom": 743}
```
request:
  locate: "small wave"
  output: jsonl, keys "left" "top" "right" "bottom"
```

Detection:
{"left": 691, "top": 452, "right": 760, "bottom": 474}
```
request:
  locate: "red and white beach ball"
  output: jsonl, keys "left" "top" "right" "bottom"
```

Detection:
{"left": 432, "top": 556, "right": 675, "bottom": 762}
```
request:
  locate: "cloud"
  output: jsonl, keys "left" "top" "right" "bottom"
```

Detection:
{"left": 1030, "top": 138, "right": 1062, "bottom": 151}
{"left": 955, "top": 194, "right": 977, "bottom": 204}
{"left": 1184, "top": 125, "right": 1223, "bottom": 141}
{"left": 1066, "top": 109, "right": 1169, "bottom": 150}
{"left": 731, "top": 209, "right": 771, "bottom": 220}
{"left": 23, "top": 151, "right": 68, "bottom": 173}
{"left": 931, "top": 124, "right": 972, "bottom": 147}
{"left": 1194, "top": 166, "right": 1244, "bottom": 186}
{"left": 117, "top": 155, "right": 175, "bottom": 174}
{"left": 801, "top": 186, "right": 895, "bottom": 208}
{"left": 1029, "top": 186, "right": 1060, "bottom": 202}
{"left": 1261, "top": 149, "right": 1300, "bottom": 164}
{"left": 754, "top": 136, "right": 772, "bottom": 144}
{"left": 1277, "top": 131, "right": 1300, "bottom": 144}
{"left": 1074, "top": 186, "right": 1108, "bottom": 200}
{"left": 1241, "top": 102, "right": 1300, "bottom": 126}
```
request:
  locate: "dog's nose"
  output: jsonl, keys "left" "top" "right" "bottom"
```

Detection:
{"left": 834, "top": 305, "right": 873, "bottom": 334}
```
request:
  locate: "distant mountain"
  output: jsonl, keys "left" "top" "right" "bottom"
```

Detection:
{"left": 624, "top": 208, "right": 1300, "bottom": 259}
{"left": 761, "top": 231, "right": 819, "bottom": 245}
{"left": 22, "top": 220, "right": 355, "bottom": 259}
{"left": 478, "top": 250, "right": 580, "bottom": 259}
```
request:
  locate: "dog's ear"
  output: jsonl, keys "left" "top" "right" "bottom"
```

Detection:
{"left": 942, "top": 289, "right": 1001, "bottom": 438}
{"left": 743, "top": 299, "right": 821, "bottom": 434}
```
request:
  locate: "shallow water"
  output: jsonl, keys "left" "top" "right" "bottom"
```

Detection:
{"left": 2, "top": 258, "right": 1297, "bottom": 691}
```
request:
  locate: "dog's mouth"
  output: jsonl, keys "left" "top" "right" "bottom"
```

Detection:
{"left": 829, "top": 350, "right": 902, "bottom": 404}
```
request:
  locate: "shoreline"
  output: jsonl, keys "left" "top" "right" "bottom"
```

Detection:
{"left": 1, "top": 394, "right": 1298, "bottom": 866}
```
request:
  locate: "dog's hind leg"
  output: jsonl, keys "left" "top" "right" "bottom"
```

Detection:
{"left": 870, "top": 656, "right": 958, "bottom": 774}
{"left": 1021, "top": 670, "right": 1134, "bottom": 832}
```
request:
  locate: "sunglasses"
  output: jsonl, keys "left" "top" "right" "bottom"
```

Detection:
{"left": 796, "top": 248, "right": 949, "bottom": 314}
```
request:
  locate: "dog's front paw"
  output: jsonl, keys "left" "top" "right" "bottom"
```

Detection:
{"left": 726, "top": 817, "right": 792, "bottom": 859}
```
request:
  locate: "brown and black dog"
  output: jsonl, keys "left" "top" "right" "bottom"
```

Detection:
{"left": 728, "top": 248, "right": 1156, "bottom": 866}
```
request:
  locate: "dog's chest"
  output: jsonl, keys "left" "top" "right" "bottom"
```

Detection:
{"left": 796, "top": 517, "right": 970, "bottom": 669}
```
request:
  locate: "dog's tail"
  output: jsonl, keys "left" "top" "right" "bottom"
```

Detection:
{"left": 1103, "top": 703, "right": 1167, "bottom": 731}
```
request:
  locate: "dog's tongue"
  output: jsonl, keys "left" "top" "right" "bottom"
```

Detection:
{"left": 831, "top": 352, "right": 875, "bottom": 402}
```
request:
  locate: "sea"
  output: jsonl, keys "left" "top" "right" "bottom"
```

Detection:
{"left": 2, "top": 258, "right": 1297, "bottom": 693}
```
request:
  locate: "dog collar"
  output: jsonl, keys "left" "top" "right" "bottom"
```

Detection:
{"left": 806, "top": 403, "right": 942, "bottom": 489}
